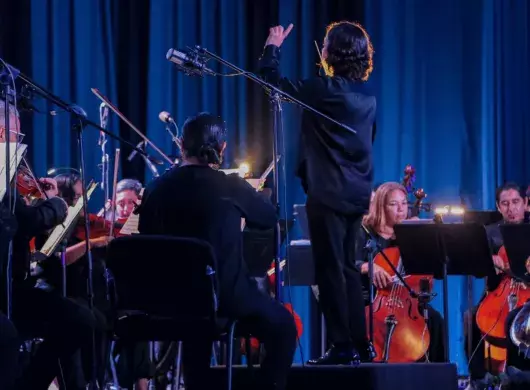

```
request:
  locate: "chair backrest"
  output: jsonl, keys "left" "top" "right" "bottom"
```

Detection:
{"left": 107, "top": 235, "right": 217, "bottom": 320}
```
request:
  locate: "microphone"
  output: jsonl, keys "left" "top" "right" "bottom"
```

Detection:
{"left": 99, "top": 103, "right": 109, "bottom": 129}
{"left": 159, "top": 111, "right": 175, "bottom": 124}
{"left": 166, "top": 48, "right": 215, "bottom": 76}
{"left": 159, "top": 111, "right": 180, "bottom": 146}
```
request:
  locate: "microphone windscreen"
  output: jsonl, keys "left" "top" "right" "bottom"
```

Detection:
{"left": 159, "top": 111, "right": 170, "bottom": 123}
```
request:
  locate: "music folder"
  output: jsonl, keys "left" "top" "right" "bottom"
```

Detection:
{"left": 500, "top": 224, "right": 530, "bottom": 283}
{"left": 0, "top": 143, "right": 27, "bottom": 201}
{"left": 33, "top": 181, "right": 98, "bottom": 262}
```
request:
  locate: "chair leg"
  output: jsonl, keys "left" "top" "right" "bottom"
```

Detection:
{"left": 108, "top": 340, "right": 119, "bottom": 389}
{"left": 227, "top": 321, "right": 237, "bottom": 390}
{"left": 173, "top": 341, "right": 183, "bottom": 390}
{"left": 245, "top": 337, "right": 253, "bottom": 369}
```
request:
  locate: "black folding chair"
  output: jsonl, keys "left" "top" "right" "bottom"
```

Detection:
{"left": 107, "top": 235, "right": 227, "bottom": 389}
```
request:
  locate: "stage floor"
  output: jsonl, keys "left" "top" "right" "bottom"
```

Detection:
{"left": 207, "top": 362, "right": 459, "bottom": 390}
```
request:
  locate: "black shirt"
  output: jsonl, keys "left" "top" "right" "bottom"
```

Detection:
{"left": 9, "top": 196, "right": 68, "bottom": 282}
{"left": 35, "top": 233, "right": 110, "bottom": 310}
{"left": 259, "top": 45, "right": 376, "bottom": 214}
{"left": 138, "top": 165, "right": 277, "bottom": 315}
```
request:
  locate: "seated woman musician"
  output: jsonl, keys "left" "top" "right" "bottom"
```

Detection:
{"left": 100, "top": 178, "right": 142, "bottom": 221}
{"left": 356, "top": 181, "right": 445, "bottom": 362}
{"left": 34, "top": 172, "right": 112, "bottom": 388}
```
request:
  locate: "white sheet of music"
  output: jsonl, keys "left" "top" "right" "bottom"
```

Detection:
{"left": 37, "top": 182, "right": 98, "bottom": 258}
{"left": 119, "top": 188, "right": 144, "bottom": 236}
{"left": 0, "top": 143, "right": 27, "bottom": 201}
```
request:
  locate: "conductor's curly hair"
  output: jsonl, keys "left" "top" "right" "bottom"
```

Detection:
{"left": 323, "top": 21, "right": 374, "bottom": 82}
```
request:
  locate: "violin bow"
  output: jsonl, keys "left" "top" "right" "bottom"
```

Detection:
{"left": 108, "top": 149, "right": 120, "bottom": 238}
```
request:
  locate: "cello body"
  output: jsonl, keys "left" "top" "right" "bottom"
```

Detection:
{"left": 366, "top": 246, "right": 433, "bottom": 362}
{"left": 476, "top": 246, "right": 530, "bottom": 346}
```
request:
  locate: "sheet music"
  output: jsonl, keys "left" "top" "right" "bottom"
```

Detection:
{"left": 0, "top": 143, "right": 27, "bottom": 201}
{"left": 36, "top": 182, "right": 98, "bottom": 258}
{"left": 119, "top": 188, "right": 144, "bottom": 235}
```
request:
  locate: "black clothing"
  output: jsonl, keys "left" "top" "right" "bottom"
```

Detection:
{"left": 355, "top": 226, "right": 446, "bottom": 362}
{"left": 12, "top": 287, "right": 95, "bottom": 390}
{"left": 0, "top": 311, "right": 19, "bottom": 390}
{"left": 138, "top": 165, "right": 297, "bottom": 390}
{"left": 306, "top": 203, "right": 368, "bottom": 348}
{"left": 11, "top": 196, "right": 68, "bottom": 281}
{"left": 259, "top": 44, "right": 376, "bottom": 214}
{"left": 36, "top": 234, "right": 110, "bottom": 312}
{"left": 259, "top": 44, "right": 375, "bottom": 359}
{"left": 5, "top": 196, "right": 95, "bottom": 390}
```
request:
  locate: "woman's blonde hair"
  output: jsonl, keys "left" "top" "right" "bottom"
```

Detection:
{"left": 363, "top": 182, "right": 407, "bottom": 233}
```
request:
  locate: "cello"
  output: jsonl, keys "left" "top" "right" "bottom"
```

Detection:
{"left": 365, "top": 247, "right": 434, "bottom": 362}
{"left": 476, "top": 245, "right": 530, "bottom": 346}
{"left": 365, "top": 166, "right": 434, "bottom": 362}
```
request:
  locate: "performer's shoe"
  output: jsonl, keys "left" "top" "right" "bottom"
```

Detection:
{"left": 359, "top": 341, "right": 377, "bottom": 362}
{"left": 307, "top": 345, "right": 360, "bottom": 366}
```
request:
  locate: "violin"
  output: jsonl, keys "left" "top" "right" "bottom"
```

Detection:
{"left": 74, "top": 214, "right": 126, "bottom": 241}
{"left": 240, "top": 259, "right": 304, "bottom": 355}
{"left": 476, "top": 245, "right": 530, "bottom": 347}
{"left": 16, "top": 161, "right": 49, "bottom": 202}
{"left": 365, "top": 246, "right": 433, "bottom": 362}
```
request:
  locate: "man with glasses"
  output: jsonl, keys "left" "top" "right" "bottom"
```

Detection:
{"left": 0, "top": 99, "right": 96, "bottom": 390}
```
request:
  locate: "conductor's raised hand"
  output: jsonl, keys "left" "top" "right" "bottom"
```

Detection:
{"left": 265, "top": 24, "right": 294, "bottom": 48}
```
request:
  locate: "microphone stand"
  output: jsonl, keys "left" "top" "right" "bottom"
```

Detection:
{"left": 196, "top": 46, "right": 357, "bottom": 301}
{"left": 99, "top": 104, "right": 110, "bottom": 213}
{"left": 7, "top": 63, "right": 152, "bottom": 390}
{"left": 0, "top": 64, "right": 18, "bottom": 320}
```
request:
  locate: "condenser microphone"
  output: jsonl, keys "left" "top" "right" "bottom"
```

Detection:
{"left": 166, "top": 48, "right": 215, "bottom": 76}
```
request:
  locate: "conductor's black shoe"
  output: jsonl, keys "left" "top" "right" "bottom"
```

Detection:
{"left": 307, "top": 345, "right": 361, "bottom": 366}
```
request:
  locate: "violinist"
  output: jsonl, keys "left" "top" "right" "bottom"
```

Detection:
{"left": 103, "top": 178, "right": 154, "bottom": 390}
{"left": 139, "top": 112, "right": 297, "bottom": 390}
{"left": 0, "top": 99, "right": 96, "bottom": 390}
{"left": 465, "top": 182, "right": 528, "bottom": 387}
{"left": 33, "top": 172, "right": 111, "bottom": 389}
{"left": 356, "top": 182, "right": 446, "bottom": 362}
{"left": 100, "top": 178, "right": 142, "bottom": 221}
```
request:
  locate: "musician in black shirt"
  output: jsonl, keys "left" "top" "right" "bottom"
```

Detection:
{"left": 0, "top": 99, "right": 95, "bottom": 390}
{"left": 465, "top": 182, "right": 528, "bottom": 387}
{"left": 139, "top": 112, "right": 297, "bottom": 390}
{"left": 259, "top": 21, "right": 376, "bottom": 364}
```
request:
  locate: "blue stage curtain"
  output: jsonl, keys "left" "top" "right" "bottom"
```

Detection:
{"left": 365, "top": 0, "right": 530, "bottom": 373}
{"left": 1, "top": 0, "right": 529, "bottom": 371}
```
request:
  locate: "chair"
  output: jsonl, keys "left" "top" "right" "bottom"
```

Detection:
{"left": 106, "top": 235, "right": 224, "bottom": 389}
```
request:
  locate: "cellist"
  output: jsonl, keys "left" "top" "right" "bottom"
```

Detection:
{"left": 465, "top": 182, "right": 528, "bottom": 388}
{"left": 356, "top": 181, "right": 446, "bottom": 362}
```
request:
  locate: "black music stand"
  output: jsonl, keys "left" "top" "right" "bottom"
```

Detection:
{"left": 501, "top": 224, "right": 530, "bottom": 283}
{"left": 394, "top": 223, "right": 495, "bottom": 362}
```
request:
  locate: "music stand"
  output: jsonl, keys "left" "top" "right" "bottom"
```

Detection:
{"left": 500, "top": 224, "right": 530, "bottom": 283}
{"left": 394, "top": 223, "right": 494, "bottom": 362}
